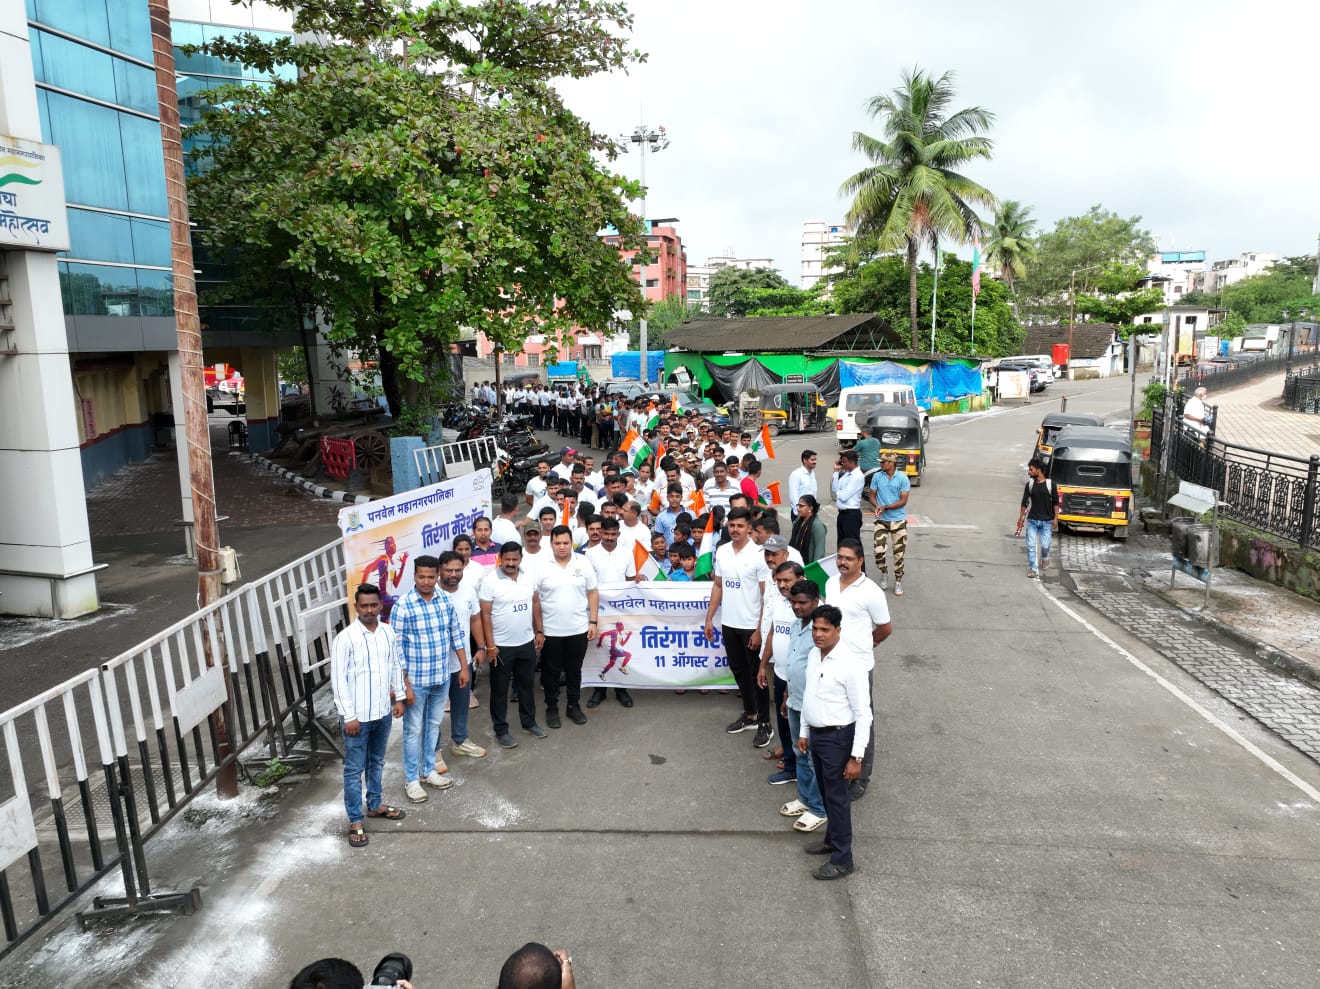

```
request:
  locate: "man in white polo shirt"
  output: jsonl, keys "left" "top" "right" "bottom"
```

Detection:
{"left": 533, "top": 526, "right": 599, "bottom": 727}
{"left": 704, "top": 506, "right": 773, "bottom": 749}
{"left": 824, "top": 538, "right": 892, "bottom": 802}
{"left": 479, "top": 542, "right": 544, "bottom": 748}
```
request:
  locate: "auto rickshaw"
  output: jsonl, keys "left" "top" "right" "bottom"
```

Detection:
{"left": 1048, "top": 425, "right": 1133, "bottom": 539}
{"left": 756, "top": 383, "right": 831, "bottom": 435}
{"left": 1034, "top": 412, "right": 1104, "bottom": 467}
{"left": 861, "top": 403, "right": 925, "bottom": 486}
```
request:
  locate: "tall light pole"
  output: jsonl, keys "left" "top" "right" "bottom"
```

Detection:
{"left": 618, "top": 122, "right": 670, "bottom": 382}
{"left": 1067, "top": 262, "right": 1106, "bottom": 381}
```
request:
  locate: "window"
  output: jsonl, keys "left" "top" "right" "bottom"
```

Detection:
{"left": 645, "top": 279, "right": 659, "bottom": 288}
{"left": 66, "top": 208, "right": 135, "bottom": 264}
{"left": 119, "top": 113, "right": 168, "bottom": 215}
{"left": 45, "top": 92, "right": 129, "bottom": 211}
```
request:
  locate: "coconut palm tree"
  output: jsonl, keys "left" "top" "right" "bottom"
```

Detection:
{"left": 985, "top": 199, "right": 1038, "bottom": 296}
{"left": 841, "top": 69, "right": 996, "bottom": 349}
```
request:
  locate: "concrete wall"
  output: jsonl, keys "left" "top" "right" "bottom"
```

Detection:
{"left": 1218, "top": 524, "right": 1320, "bottom": 604}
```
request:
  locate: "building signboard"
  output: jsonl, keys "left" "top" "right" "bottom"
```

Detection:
{"left": 0, "top": 135, "right": 70, "bottom": 252}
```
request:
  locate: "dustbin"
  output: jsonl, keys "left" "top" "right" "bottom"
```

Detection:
{"left": 1186, "top": 524, "right": 1218, "bottom": 568}
{"left": 1170, "top": 517, "right": 1194, "bottom": 561}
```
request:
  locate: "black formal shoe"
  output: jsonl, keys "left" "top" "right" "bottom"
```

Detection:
{"left": 546, "top": 710, "right": 561, "bottom": 729}
{"left": 804, "top": 840, "right": 834, "bottom": 856}
{"left": 586, "top": 688, "right": 606, "bottom": 709}
{"left": 566, "top": 705, "right": 588, "bottom": 725}
{"left": 813, "top": 862, "right": 855, "bottom": 880}
{"left": 849, "top": 779, "right": 869, "bottom": 802}
{"left": 616, "top": 689, "right": 634, "bottom": 708}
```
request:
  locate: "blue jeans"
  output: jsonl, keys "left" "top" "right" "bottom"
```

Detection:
{"left": 787, "top": 707, "right": 825, "bottom": 818}
{"left": 447, "top": 664, "right": 473, "bottom": 745}
{"left": 343, "top": 714, "right": 392, "bottom": 824}
{"left": 402, "top": 681, "right": 449, "bottom": 782}
{"left": 1025, "top": 519, "right": 1053, "bottom": 572}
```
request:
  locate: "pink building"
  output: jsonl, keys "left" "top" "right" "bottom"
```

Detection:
{"left": 603, "top": 223, "right": 688, "bottom": 303}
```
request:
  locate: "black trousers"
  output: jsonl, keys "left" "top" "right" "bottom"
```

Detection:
{"left": 837, "top": 508, "right": 862, "bottom": 546}
{"left": 489, "top": 640, "right": 536, "bottom": 735}
{"left": 723, "top": 625, "right": 769, "bottom": 722}
{"left": 541, "top": 632, "right": 588, "bottom": 711}
{"left": 860, "top": 665, "right": 875, "bottom": 782}
{"left": 774, "top": 674, "right": 796, "bottom": 774}
{"left": 810, "top": 724, "right": 856, "bottom": 867}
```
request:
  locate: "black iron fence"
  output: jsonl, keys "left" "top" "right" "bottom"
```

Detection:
{"left": 1176, "top": 350, "right": 1296, "bottom": 393}
{"left": 1152, "top": 396, "right": 1320, "bottom": 548}
{"left": 1282, "top": 360, "right": 1320, "bottom": 413}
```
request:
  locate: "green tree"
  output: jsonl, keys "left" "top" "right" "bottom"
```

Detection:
{"left": 1216, "top": 310, "right": 1248, "bottom": 339}
{"left": 841, "top": 68, "right": 997, "bottom": 349}
{"left": 1019, "top": 206, "right": 1157, "bottom": 324}
{"left": 626, "top": 295, "right": 703, "bottom": 348}
{"left": 705, "top": 267, "right": 792, "bottom": 318}
{"left": 188, "top": 0, "right": 645, "bottom": 418}
{"left": 983, "top": 199, "right": 1038, "bottom": 297}
{"left": 1215, "top": 256, "right": 1320, "bottom": 323}
{"left": 1073, "top": 263, "right": 1167, "bottom": 337}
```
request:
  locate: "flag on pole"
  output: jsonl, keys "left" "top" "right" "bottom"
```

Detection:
{"left": 687, "top": 489, "right": 706, "bottom": 517}
{"left": 971, "top": 230, "right": 982, "bottom": 298}
{"left": 749, "top": 423, "right": 776, "bottom": 460}
{"left": 561, "top": 499, "right": 572, "bottom": 528}
{"left": 649, "top": 489, "right": 662, "bottom": 515}
{"left": 671, "top": 392, "right": 680, "bottom": 415}
{"left": 656, "top": 442, "right": 667, "bottom": 465}
{"left": 758, "top": 481, "right": 782, "bottom": 507}
{"left": 645, "top": 402, "right": 659, "bottom": 432}
{"left": 618, "top": 428, "right": 650, "bottom": 470}
{"left": 694, "top": 512, "right": 716, "bottom": 579}
{"left": 632, "top": 541, "right": 668, "bottom": 582}
{"left": 803, "top": 554, "right": 840, "bottom": 597}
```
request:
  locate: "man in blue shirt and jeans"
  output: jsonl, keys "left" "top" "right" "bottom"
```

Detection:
{"left": 866, "top": 452, "right": 911, "bottom": 596}
{"left": 391, "top": 554, "right": 470, "bottom": 803}
{"left": 777, "top": 579, "right": 828, "bottom": 834}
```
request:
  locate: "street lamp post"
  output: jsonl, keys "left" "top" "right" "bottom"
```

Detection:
{"left": 618, "top": 121, "right": 669, "bottom": 220}
{"left": 1067, "top": 263, "right": 1105, "bottom": 381}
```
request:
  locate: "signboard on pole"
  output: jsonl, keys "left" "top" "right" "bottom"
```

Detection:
{"left": 0, "top": 135, "right": 70, "bottom": 251}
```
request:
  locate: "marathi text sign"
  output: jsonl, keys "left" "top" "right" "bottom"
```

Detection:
{"left": 338, "top": 471, "right": 493, "bottom": 620}
{"left": 0, "top": 135, "right": 70, "bottom": 251}
{"left": 584, "top": 583, "right": 736, "bottom": 689}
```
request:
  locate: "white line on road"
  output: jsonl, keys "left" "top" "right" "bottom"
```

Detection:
{"left": 1037, "top": 582, "right": 1320, "bottom": 805}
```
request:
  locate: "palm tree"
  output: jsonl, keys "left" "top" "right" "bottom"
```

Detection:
{"left": 984, "top": 199, "right": 1038, "bottom": 297}
{"left": 841, "top": 69, "right": 996, "bottom": 349}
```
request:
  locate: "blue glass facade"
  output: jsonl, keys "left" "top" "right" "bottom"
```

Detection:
{"left": 27, "top": 0, "right": 173, "bottom": 321}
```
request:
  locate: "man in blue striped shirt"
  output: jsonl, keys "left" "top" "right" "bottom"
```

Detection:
{"left": 390, "top": 555, "right": 470, "bottom": 804}
{"left": 331, "top": 583, "right": 406, "bottom": 848}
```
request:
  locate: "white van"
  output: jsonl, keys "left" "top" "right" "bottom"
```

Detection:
{"left": 1001, "top": 354, "right": 1059, "bottom": 380}
{"left": 835, "top": 385, "right": 930, "bottom": 446}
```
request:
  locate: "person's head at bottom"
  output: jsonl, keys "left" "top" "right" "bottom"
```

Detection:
{"left": 499, "top": 942, "right": 566, "bottom": 989}
{"left": 289, "top": 958, "right": 362, "bottom": 989}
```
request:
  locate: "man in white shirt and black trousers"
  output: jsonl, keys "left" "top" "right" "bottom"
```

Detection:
{"left": 799, "top": 603, "right": 872, "bottom": 879}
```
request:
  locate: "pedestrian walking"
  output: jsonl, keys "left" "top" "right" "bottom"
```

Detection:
{"left": 330, "top": 583, "right": 406, "bottom": 848}
{"left": 1016, "top": 457, "right": 1059, "bottom": 578}
{"left": 788, "top": 450, "right": 818, "bottom": 521}
{"left": 866, "top": 453, "right": 910, "bottom": 595}
{"left": 831, "top": 449, "right": 865, "bottom": 546}
{"left": 480, "top": 542, "right": 545, "bottom": 748}
{"left": 799, "top": 604, "right": 871, "bottom": 880}
{"left": 534, "top": 526, "right": 599, "bottom": 728}
{"left": 390, "top": 556, "right": 470, "bottom": 803}
{"left": 1182, "top": 386, "right": 1210, "bottom": 436}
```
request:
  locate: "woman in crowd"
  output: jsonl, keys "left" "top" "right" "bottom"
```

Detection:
{"left": 790, "top": 494, "right": 827, "bottom": 564}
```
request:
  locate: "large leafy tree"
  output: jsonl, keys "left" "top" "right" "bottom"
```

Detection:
{"left": 841, "top": 68, "right": 997, "bottom": 349}
{"left": 705, "top": 266, "right": 792, "bottom": 318}
{"left": 188, "top": 0, "right": 646, "bottom": 417}
{"left": 984, "top": 199, "right": 1038, "bottom": 296}
{"left": 1184, "top": 255, "right": 1320, "bottom": 323}
{"left": 1073, "top": 263, "right": 1167, "bottom": 336}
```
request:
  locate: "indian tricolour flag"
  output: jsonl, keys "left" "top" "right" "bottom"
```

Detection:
{"left": 757, "top": 481, "right": 782, "bottom": 507}
{"left": 632, "top": 541, "right": 668, "bottom": 582}
{"left": 618, "top": 428, "right": 650, "bottom": 469}
{"left": 804, "top": 554, "right": 840, "bottom": 597}
{"left": 694, "top": 512, "right": 716, "bottom": 579}
{"left": 749, "top": 422, "right": 776, "bottom": 459}
{"left": 645, "top": 401, "right": 660, "bottom": 432}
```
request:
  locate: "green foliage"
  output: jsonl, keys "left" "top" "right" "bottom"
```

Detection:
{"left": 705, "top": 267, "right": 792, "bottom": 318}
{"left": 1019, "top": 206, "right": 1158, "bottom": 324}
{"left": 252, "top": 758, "right": 293, "bottom": 788}
{"left": 188, "top": 0, "right": 646, "bottom": 418}
{"left": 1216, "top": 310, "right": 1248, "bottom": 339}
{"left": 275, "top": 348, "right": 307, "bottom": 386}
{"left": 1073, "top": 263, "right": 1167, "bottom": 335}
{"left": 841, "top": 68, "right": 997, "bottom": 348}
{"left": 625, "top": 295, "right": 703, "bottom": 347}
{"left": 983, "top": 199, "right": 1038, "bottom": 294}
{"left": 1141, "top": 380, "right": 1168, "bottom": 420}
{"left": 1211, "top": 256, "right": 1320, "bottom": 324}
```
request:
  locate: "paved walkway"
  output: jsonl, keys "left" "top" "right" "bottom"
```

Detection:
{"left": 1209, "top": 372, "right": 1320, "bottom": 460}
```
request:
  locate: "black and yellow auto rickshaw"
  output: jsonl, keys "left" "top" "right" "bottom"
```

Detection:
{"left": 1034, "top": 412, "right": 1104, "bottom": 467}
{"left": 1048, "top": 425, "right": 1133, "bottom": 539}
{"left": 861, "top": 403, "right": 925, "bottom": 486}
{"left": 757, "top": 383, "right": 831, "bottom": 435}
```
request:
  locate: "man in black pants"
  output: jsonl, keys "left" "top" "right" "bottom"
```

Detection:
{"left": 533, "top": 526, "right": 599, "bottom": 727}
{"left": 831, "top": 449, "right": 865, "bottom": 546}
{"left": 479, "top": 543, "right": 545, "bottom": 748}
{"left": 703, "top": 507, "right": 774, "bottom": 748}
{"left": 798, "top": 604, "right": 871, "bottom": 880}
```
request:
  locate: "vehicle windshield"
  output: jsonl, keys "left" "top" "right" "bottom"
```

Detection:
{"left": 1051, "top": 460, "right": 1128, "bottom": 488}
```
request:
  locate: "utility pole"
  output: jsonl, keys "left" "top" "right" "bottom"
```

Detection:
{"left": 1067, "top": 263, "right": 1105, "bottom": 380}
{"left": 149, "top": 1, "right": 236, "bottom": 797}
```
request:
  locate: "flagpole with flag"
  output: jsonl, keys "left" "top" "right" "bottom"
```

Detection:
{"left": 632, "top": 541, "right": 667, "bottom": 582}
{"left": 971, "top": 229, "right": 982, "bottom": 353}
{"left": 694, "top": 511, "right": 716, "bottom": 579}
{"left": 750, "top": 422, "right": 775, "bottom": 460}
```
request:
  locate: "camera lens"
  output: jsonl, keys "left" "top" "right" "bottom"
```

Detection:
{"left": 371, "top": 952, "right": 413, "bottom": 986}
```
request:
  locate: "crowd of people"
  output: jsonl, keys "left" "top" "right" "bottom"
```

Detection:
{"left": 331, "top": 398, "right": 911, "bottom": 879}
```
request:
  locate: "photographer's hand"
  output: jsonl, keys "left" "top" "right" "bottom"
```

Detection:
{"left": 553, "top": 949, "right": 576, "bottom": 989}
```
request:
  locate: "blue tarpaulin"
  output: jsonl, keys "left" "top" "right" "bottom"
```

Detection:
{"left": 838, "top": 360, "right": 982, "bottom": 406}
{"left": 611, "top": 351, "right": 665, "bottom": 381}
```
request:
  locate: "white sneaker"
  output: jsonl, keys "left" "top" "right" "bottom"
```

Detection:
{"left": 893, "top": 581, "right": 903, "bottom": 596}
{"left": 404, "top": 780, "right": 428, "bottom": 803}
{"left": 877, "top": 573, "right": 889, "bottom": 589}
{"left": 779, "top": 799, "right": 807, "bottom": 817}
{"left": 794, "top": 812, "right": 827, "bottom": 832}
{"left": 424, "top": 771, "right": 454, "bottom": 790}
{"left": 435, "top": 754, "right": 448, "bottom": 775}
{"left": 452, "top": 739, "right": 487, "bottom": 758}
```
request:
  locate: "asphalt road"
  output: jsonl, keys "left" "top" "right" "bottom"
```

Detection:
{"left": 8, "top": 376, "right": 1320, "bottom": 988}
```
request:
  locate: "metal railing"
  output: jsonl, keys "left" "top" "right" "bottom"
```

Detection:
{"left": 0, "top": 539, "right": 346, "bottom": 957}
{"left": 413, "top": 435, "right": 499, "bottom": 486}
{"left": 1152, "top": 398, "right": 1319, "bottom": 548}
{"left": 1176, "top": 350, "right": 1295, "bottom": 392}
{"left": 1282, "top": 360, "right": 1320, "bottom": 413}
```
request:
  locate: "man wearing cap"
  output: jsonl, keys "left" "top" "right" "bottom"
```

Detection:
{"left": 866, "top": 453, "right": 910, "bottom": 596}
{"left": 762, "top": 533, "right": 804, "bottom": 569}
{"left": 551, "top": 446, "right": 578, "bottom": 482}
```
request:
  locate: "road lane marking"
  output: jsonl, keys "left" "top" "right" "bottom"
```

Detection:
{"left": 1037, "top": 582, "right": 1320, "bottom": 805}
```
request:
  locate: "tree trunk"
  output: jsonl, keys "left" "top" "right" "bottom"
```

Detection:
{"left": 375, "top": 325, "right": 403, "bottom": 418}
{"left": 907, "top": 239, "right": 920, "bottom": 350}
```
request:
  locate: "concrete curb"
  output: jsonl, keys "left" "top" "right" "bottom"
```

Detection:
{"left": 1146, "top": 583, "right": 1320, "bottom": 690}
{"left": 247, "top": 453, "right": 374, "bottom": 505}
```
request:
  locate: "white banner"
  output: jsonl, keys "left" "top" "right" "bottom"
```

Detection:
{"left": 0, "top": 135, "right": 70, "bottom": 251}
{"left": 583, "top": 583, "right": 737, "bottom": 689}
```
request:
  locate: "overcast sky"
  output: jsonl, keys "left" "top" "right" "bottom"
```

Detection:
{"left": 559, "top": 0, "right": 1320, "bottom": 286}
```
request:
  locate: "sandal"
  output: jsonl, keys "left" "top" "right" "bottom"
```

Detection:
{"left": 347, "top": 823, "right": 368, "bottom": 848}
{"left": 366, "top": 805, "right": 406, "bottom": 821}
{"left": 674, "top": 689, "right": 688, "bottom": 695}
{"left": 761, "top": 748, "right": 783, "bottom": 761}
